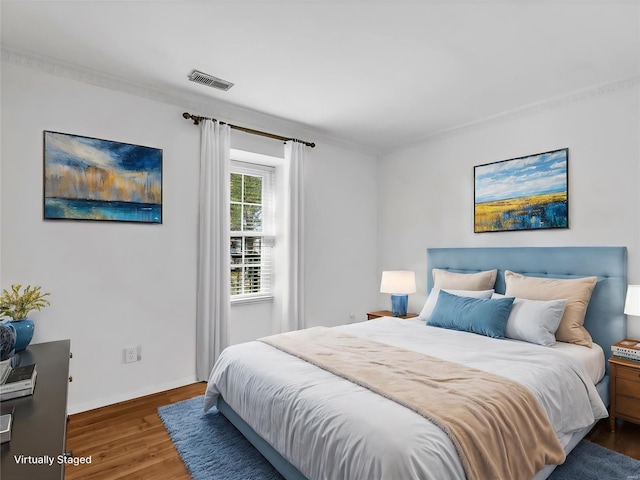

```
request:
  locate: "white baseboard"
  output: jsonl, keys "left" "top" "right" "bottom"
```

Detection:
{"left": 67, "top": 375, "right": 199, "bottom": 415}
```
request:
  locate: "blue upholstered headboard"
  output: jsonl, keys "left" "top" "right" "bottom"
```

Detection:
{"left": 426, "top": 247, "right": 627, "bottom": 366}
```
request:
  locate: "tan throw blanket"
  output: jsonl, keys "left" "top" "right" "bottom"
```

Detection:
{"left": 260, "top": 327, "right": 565, "bottom": 480}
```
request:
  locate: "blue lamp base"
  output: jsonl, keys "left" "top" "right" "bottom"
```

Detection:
{"left": 390, "top": 294, "right": 408, "bottom": 317}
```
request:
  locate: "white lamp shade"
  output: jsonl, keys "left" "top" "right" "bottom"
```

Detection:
{"left": 380, "top": 271, "right": 416, "bottom": 294}
{"left": 624, "top": 285, "right": 640, "bottom": 316}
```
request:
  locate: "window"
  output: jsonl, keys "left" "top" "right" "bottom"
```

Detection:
{"left": 230, "top": 161, "right": 275, "bottom": 301}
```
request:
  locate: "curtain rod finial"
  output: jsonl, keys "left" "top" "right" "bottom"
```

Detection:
{"left": 183, "top": 112, "right": 201, "bottom": 125}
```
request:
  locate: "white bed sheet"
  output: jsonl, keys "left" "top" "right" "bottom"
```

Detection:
{"left": 204, "top": 317, "right": 608, "bottom": 480}
{"left": 548, "top": 340, "right": 606, "bottom": 384}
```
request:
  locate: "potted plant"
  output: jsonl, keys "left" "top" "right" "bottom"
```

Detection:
{"left": 0, "top": 284, "right": 51, "bottom": 351}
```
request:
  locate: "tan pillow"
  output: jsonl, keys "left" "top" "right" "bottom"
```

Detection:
{"left": 504, "top": 270, "right": 597, "bottom": 347}
{"left": 432, "top": 268, "right": 497, "bottom": 291}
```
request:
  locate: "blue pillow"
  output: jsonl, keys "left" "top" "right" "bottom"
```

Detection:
{"left": 427, "top": 290, "right": 515, "bottom": 339}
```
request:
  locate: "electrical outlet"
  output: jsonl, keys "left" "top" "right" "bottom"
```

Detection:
{"left": 124, "top": 346, "right": 139, "bottom": 363}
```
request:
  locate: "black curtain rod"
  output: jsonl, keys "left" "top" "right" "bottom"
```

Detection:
{"left": 182, "top": 112, "right": 316, "bottom": 148}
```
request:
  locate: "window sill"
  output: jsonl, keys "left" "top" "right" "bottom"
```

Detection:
{"left": 231, "top": 295, "right": 274, "bottom": 306}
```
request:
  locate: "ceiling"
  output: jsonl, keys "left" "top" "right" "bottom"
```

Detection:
{"left": 2, "top": 1, "right": 639, "bottom": 153}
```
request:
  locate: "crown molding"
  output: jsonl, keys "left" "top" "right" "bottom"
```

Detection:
{"left": 386, "top": 75, "right": 640, "bottom": 155}
{"left": 1, "top": 47, "right": 378, "bottom": 157}
{"left": 4, "top": 46, "right": 636, "bottom": 159}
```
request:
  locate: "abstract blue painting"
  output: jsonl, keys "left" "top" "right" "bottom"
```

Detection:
{"left": 43, "top": 131, "right": 162, "bottom": 223}
{"left": 474, "top": 148, "right": 568, "bottom": 232}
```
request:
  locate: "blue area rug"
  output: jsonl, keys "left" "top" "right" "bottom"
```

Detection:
{"left": 158, "top": 395, "right": 282, "bottom": 480}
{"left": 159, "top": 395, "right": 640, "bottom": 480}
{"left": 549, "top": 439, "right": 640, "bottom": 480}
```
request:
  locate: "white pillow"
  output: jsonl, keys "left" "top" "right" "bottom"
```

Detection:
{"left": 492, "top": 293, "right": 566, "bottom": 347}
{"left": 419, "top": 288, "right": 494, "bottom": 321}
{"left": 504, "top": 270, "right": 596, "bottom": 347}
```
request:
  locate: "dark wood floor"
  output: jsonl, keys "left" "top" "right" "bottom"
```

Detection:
{"left": 65, "top": 383, "right": 640, "bottom": 479}
{"left": 585, "top": 416, "right": 640, "bottom": 460}
{"left": 65, "top": 383, "right": 206, "bottom": 480}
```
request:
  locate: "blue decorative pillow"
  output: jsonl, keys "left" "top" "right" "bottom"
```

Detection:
{"left": 427, "top": 290, "right": 515, "bottom": 339}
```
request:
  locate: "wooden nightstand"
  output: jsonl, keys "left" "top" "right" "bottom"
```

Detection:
{"left": 609, "top": 356, "right": 640, "bottom": 432}
{"left": 367, "top": 310, "right": 418, "bottom": 320}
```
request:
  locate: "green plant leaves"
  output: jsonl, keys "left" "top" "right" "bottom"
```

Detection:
{"left": 0, "top": 284, "right": 51, "bottom": 320}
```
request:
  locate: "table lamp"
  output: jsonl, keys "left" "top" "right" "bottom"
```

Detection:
{"left": 624, "top": 285, "right": 640, "bottom": 318}
{"left": 380, "top": 271, "right": 416, "bottom": 317}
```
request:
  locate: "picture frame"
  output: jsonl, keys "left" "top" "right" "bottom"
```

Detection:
{"left": 43, "top": 131, "right": 162, "bottom": 223}
{"left": 474, "top": 148, "right": 568, "bottom": 233}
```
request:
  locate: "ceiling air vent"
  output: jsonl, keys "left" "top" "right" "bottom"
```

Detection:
{"left": 188, "top": 70, "right": 234, "bottom": 91}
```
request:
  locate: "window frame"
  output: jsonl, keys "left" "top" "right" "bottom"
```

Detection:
{"left": 229, "top": 159, "right": 275, "bottom": 304}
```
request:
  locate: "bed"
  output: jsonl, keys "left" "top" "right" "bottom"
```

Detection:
{"left": 204, "top": 246, "right": 627, "bottom": 480}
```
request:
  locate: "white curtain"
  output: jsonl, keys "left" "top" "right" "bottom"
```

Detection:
{"left": 280, "top": 140, "right": 306, "bottom": 332}
{"left": 196, "top": 119, "right": 231, "bottom": 381}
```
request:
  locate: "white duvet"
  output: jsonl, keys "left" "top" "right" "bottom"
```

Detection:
{"left": 204, "top": 317, "right": 608, "bottom": 480}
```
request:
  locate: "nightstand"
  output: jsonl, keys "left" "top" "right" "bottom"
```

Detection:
{"left": 609, "top": 356, "right": 640, "bottom": 432}
{"left": 367, "top": 310, "right": 418, "bottom": 320}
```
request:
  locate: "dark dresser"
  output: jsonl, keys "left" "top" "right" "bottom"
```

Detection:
{"left": 1, "top": 339, "right": 71, "bottom": 480}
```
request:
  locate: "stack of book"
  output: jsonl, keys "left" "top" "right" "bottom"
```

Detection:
{"left": 0, "top": 363, "right": 37, "bottom": 400}
{"left": 0, "top": 358, "right": 11, "bottom": 384}
{"left": 612, "top": 339, "right": 640, "bottom": 362}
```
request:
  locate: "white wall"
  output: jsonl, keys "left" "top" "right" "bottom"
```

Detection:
{"left": 378, "top": 84, "right": 640, "bottom": 338}
{"left": 1, "top": 62, "right": 201, "bottom": 413}
{"left": 1, "top": 61, "right": 378, "bottom": 413}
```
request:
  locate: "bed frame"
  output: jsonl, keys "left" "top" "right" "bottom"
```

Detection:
{"left": 218, "top": 246, "right": 628, "bottom": 480}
